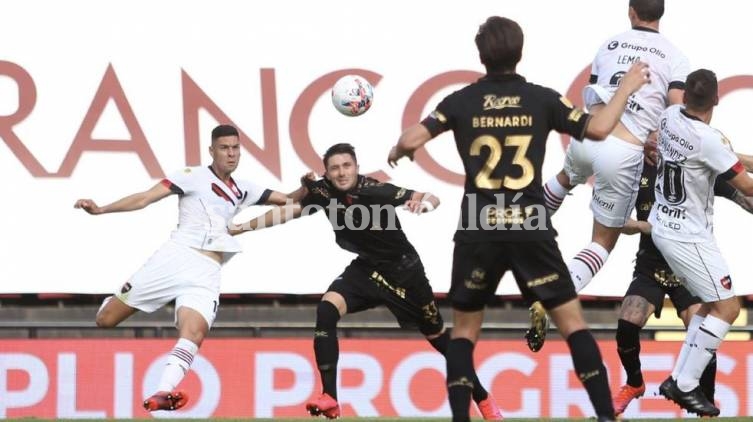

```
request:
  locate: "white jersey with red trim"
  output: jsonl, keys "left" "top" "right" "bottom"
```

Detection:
{"left": 162, "top": 166, "right": 271, "bottom": 254}
{"left": 588, "top": 27, "right": 690, "bottom": 142}
{"left": 649, "top": 105, "right": 743, "bottom": 242}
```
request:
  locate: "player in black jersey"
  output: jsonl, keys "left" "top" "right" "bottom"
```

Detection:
{"left": 611, "top": 149, "right": 753, "bottom": 415}
{"left": 388, "top": 16, "right": 649, "bottom": 422}
{"left": 234, "top": 143, "right": 502, "bottom": 420}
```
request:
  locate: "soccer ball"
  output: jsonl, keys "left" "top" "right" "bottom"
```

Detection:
{"left": 331, "top": 75, "right": 374, "bottom": 116}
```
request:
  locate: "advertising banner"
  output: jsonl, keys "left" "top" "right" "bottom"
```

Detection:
{"left": 1, "top": 338, "right": 751, "bottom": 418}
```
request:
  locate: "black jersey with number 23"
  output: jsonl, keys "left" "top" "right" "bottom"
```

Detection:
{"left": 421, "top": 73, "right": 591, "bottom": 242}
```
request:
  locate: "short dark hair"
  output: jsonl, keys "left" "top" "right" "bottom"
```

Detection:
{"left": 629, "top": 0, "right": 664, "bottom": 21}
{"left": 684, "top": 69, "right": 718, "bottom": 111}
{"left": 475, "top": 16, "right": 523, "bottom": 73}
{"left": 323, "top": 143, "right": 357, "bottom": 169}
{"left": 211, "top": 124, "right": 239, "bottom": 142}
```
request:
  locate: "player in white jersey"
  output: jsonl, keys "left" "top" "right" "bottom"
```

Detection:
{"left": 525, "top": 0, "right": 690, "bottom": 352}
{"left": 74, "top": 124, "right": 304, "bottom": 412}
{"left": 648, "top": 70, "right": 753, "bottom": 416}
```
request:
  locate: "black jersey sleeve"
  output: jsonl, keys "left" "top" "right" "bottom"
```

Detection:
{"left": 545, "top": 88, "right": 590, "bottom": 141}
{"left": 362, "top": 179, "right": 415, "bottom": 207}
{"left": 420, "top": 93, "right": 457, "bottom": 138}
{"left": 713, "top": 177, "right": 738, "bottom": 201}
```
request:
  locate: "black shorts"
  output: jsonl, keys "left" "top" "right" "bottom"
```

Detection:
{"left": 450, "top": 239, "right": 577, "bottom": 312}
{"left": 327, "top": 256, "right": 443, "bottom": 336}
{"left": 625, "top": 270, "right": 701, "bottom": 318}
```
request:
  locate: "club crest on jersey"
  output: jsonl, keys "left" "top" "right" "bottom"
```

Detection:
{"left": 720, "top": 275, "right": 732, "bottom": 290}
{"left": 120, "top": 282, "right": 132, "bottom": 294}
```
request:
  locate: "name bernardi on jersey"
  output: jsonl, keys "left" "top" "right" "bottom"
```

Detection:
{"left": 473, "top": 95, "right": 533, "bottom": 128}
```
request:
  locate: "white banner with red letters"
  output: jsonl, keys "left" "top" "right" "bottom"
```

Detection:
{"left": 1, "top": 0, "right": 753, "bottom": 295}
{"left": 1, "top": 338, "right": 751, "bottom": 418}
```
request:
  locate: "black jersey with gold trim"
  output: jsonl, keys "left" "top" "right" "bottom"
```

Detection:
{"left": 421, "top": 73, "right": 590, "bottom": 242}
{"left": 301, "top": 175, "right": 418, "bottom": 263}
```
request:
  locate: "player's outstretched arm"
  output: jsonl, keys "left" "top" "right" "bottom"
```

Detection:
{"left": 403, "top": 192, "right": 440, "bottom": 214}
{"left": 73, "top": 182, "right": 173, "bottom": 215}
{"left": 388, "top": 124, "right": 433, "bottom": 167}
{"left": 585, "top": 61, "right": 650, "bottom": 140}
{"left": 230, "top": 204, "right": 304, "bottom": 235}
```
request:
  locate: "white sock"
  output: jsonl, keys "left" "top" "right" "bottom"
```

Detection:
{"left": 157, "top": 338, "right": 199, "bottom": 392}
{"left": 543, "top": 176, "right": 571, "bottom": 214}
{"left": 677, "top": 315, "right": 729, "bottom": 392}
{"left": 671, "top": 314, "right": 704, "bottom": 380}
{"left": 569, "top": 242, "right": 609, "bottom": 292}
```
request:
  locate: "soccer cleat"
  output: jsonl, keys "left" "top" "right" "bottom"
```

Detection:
{"left": 613, "top": 383, "right": 645, "bottom": 415}
{"left": 476, "top": 395, "right": 504, "bottom": 420}
{"left": 143, "top": 390, "right": 189, "bottom": 411}
{"left": 306, "top": 393, "right": 340, "bottom": 419}
{"left": 659, "top": 376, "right": 720, "bottom": 417}
{"left": 525, "top": 301, "right": 549, "bottom": 352}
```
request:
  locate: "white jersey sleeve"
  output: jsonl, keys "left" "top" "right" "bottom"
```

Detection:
{"left": 701, "top": 132, "right": 740, "bottom": 175}
{"left": 237, "top": 179, "right": 272, "bottom": 208}
{"left": 163, "top": 167, "right": 201, "bottom": 195}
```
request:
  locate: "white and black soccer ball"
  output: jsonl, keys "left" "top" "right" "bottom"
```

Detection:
{"left": 331, "top": 75, "right": 374, "bottom": 117}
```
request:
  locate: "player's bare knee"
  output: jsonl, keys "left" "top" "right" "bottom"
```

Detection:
{"left": 556, "top": 170, "right": 574, "bottom": 189}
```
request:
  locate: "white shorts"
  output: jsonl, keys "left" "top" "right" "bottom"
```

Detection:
{"left": 564, "top": 135, "right": 644, "bottom": 227}
{"left": 116, "top": 240, "right": 221, "bottom": 327}
{"left": 652, "top": 234, "right": 736, "bottom": 302}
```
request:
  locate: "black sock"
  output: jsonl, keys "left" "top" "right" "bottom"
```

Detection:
{"left": 314, "top": 301, "right": 341, "bottom": 400}
{"left": 446, "top": 338, "right": 474, "bottom": 422}
{"left": 567, "top": 329, "right": 614, "bottom": 419}
{"left": 616, "top": 319, "right": 643, "bottom": 387}
{"left": 429, "top": 330, "right": 489, "bottom": 403}
{"left": 699, "top": 352, "right": 717, "bottom": 402}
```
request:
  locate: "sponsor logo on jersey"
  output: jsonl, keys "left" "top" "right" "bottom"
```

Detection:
{"left": 483, "top": 95, "right": 521, "bottom": 110}
{"left": 609, "top": 71, "right": 625, "bottom": 87}
{"left": 608, "top": 41, "right": 619, "bottom": 50}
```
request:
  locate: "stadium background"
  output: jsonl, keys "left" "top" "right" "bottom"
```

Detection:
{"left": 1, "top": 0, "right": 752, "bottom": 418}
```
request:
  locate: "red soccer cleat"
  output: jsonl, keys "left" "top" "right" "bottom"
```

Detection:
{"left": 477, "top": 395, "right": 504, "bottom": 420}
{"left": 613, "top": 383, "right": 645, "bottom": 415}
{"left": 143, "top": 390, "right": 189, "bottom": 411}
{"left": 306, "top": 393, "right": 340, "bottom": 419}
